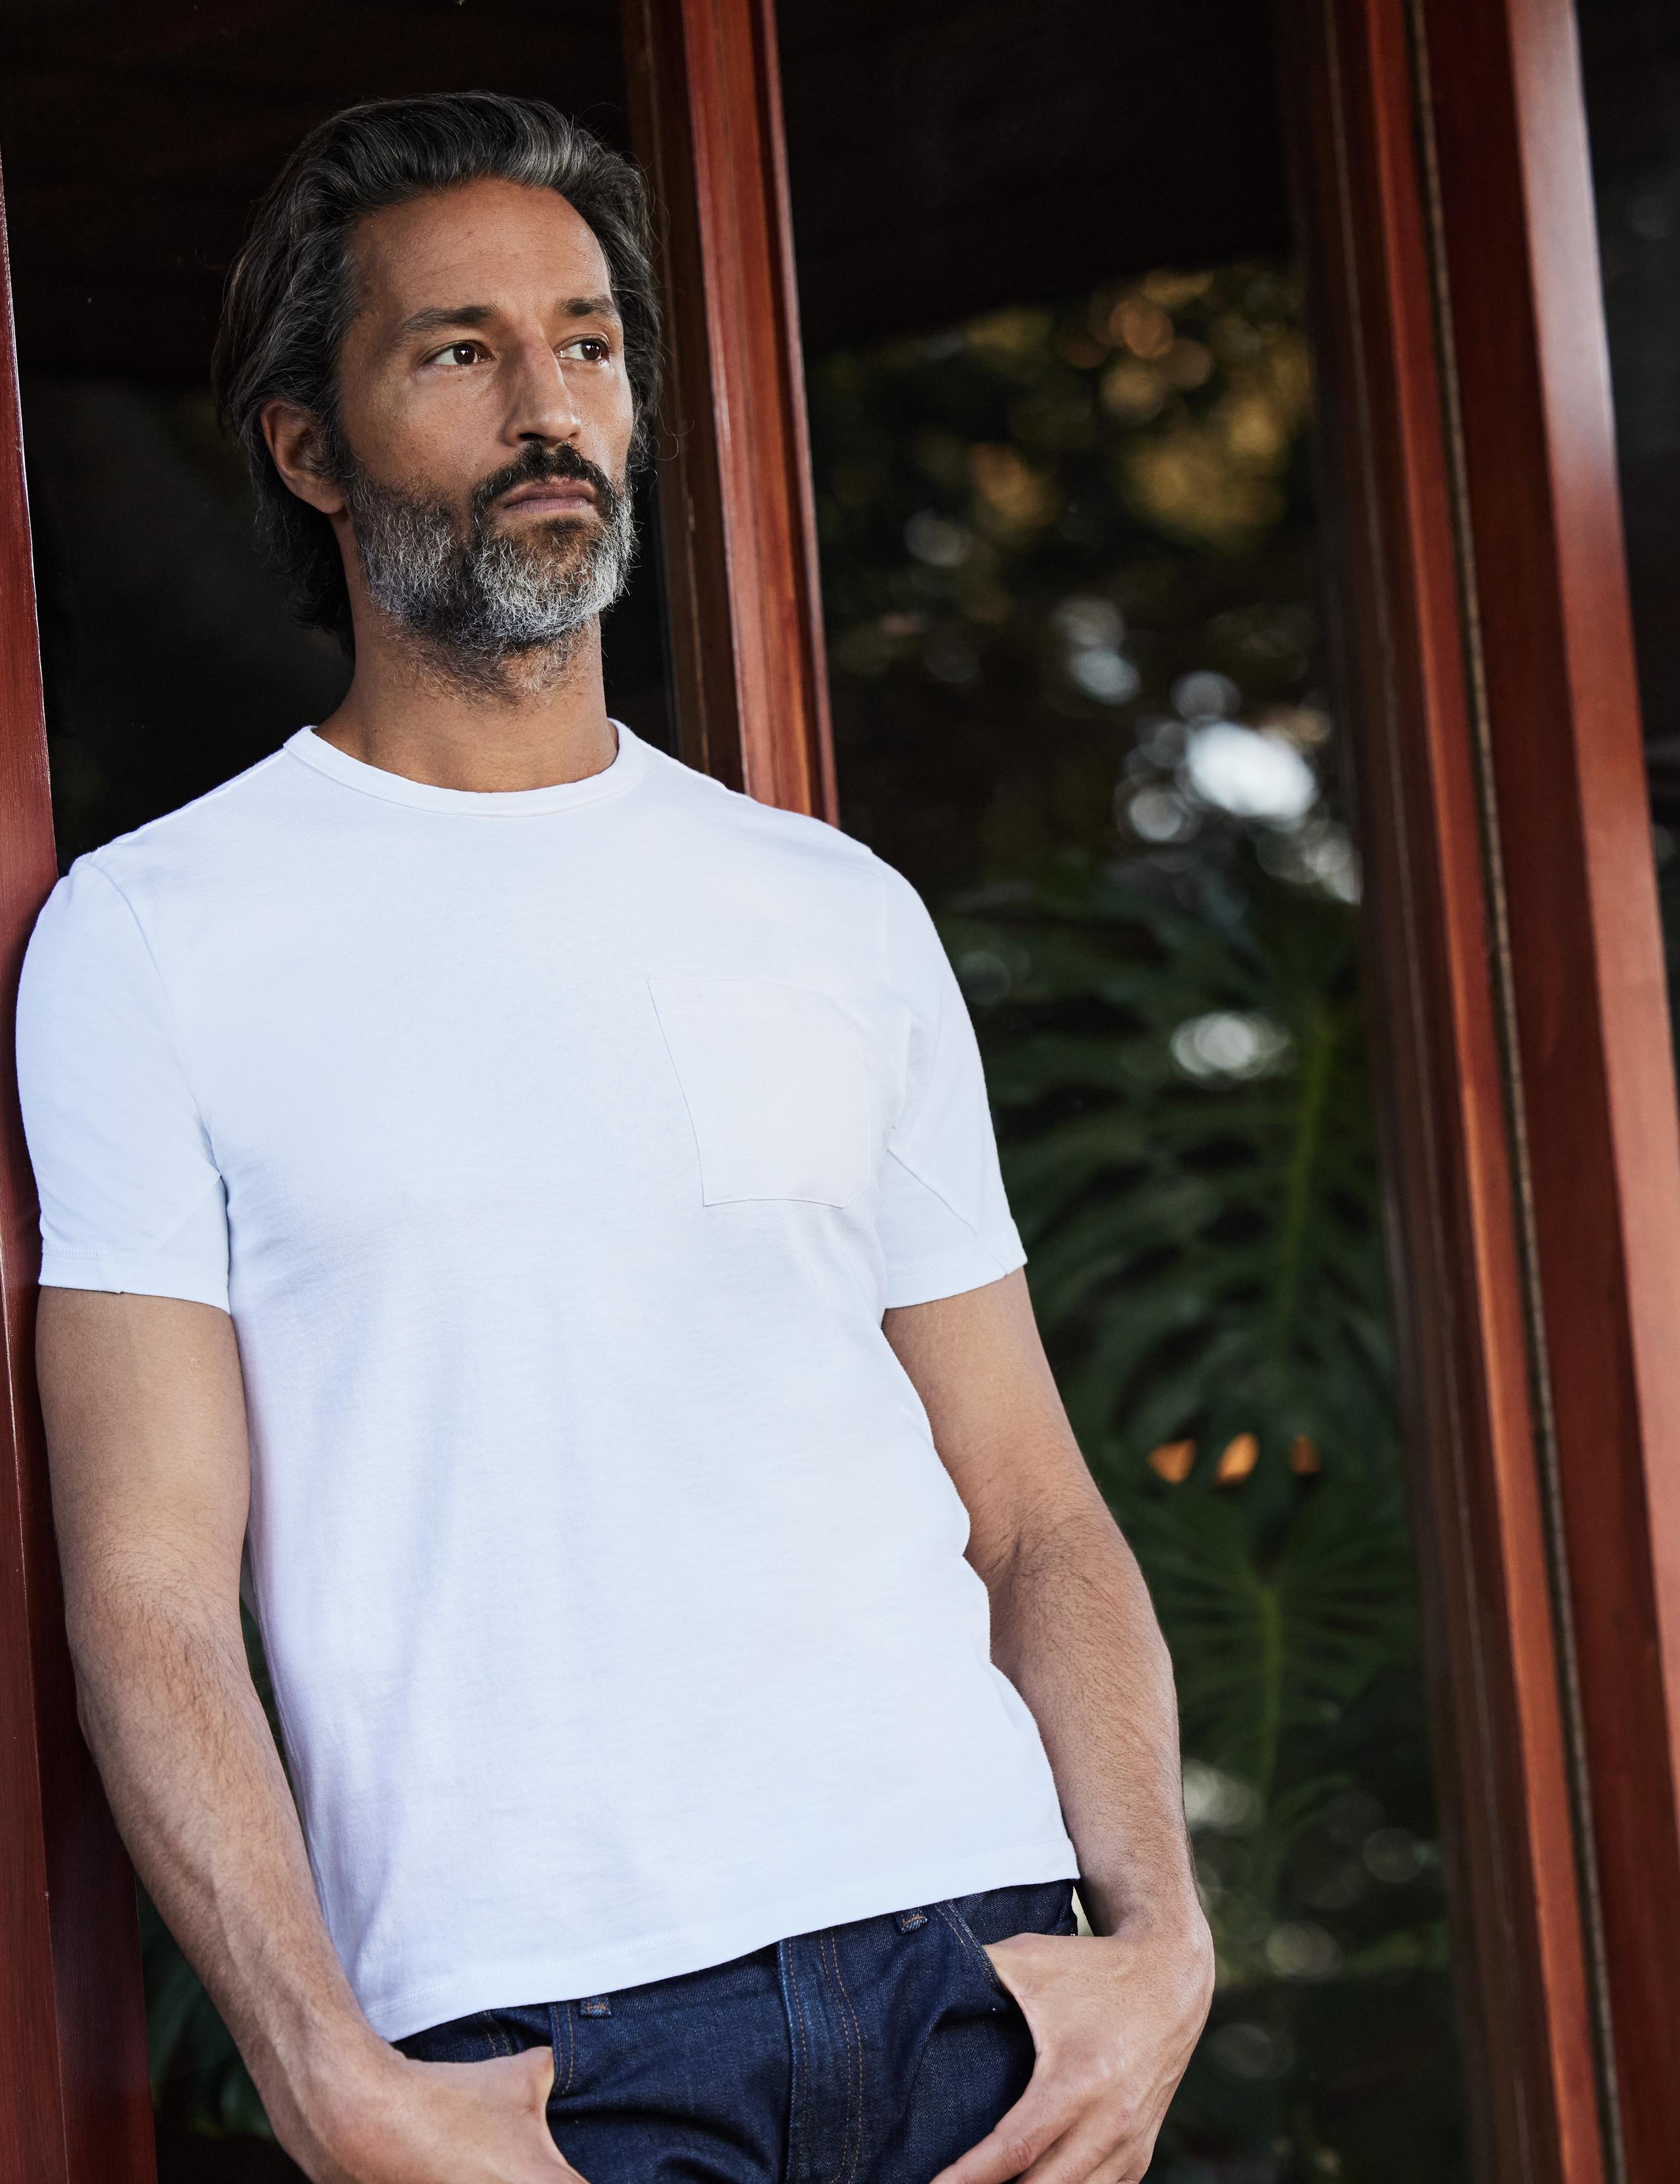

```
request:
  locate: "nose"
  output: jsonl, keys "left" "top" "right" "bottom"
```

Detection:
{"left": 505, "top": 334, "right": 582, "bottom": 446}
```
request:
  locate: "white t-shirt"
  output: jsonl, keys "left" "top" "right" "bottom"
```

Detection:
{"left": 16, "top": 723, "right": 1078, "bottom": 2040}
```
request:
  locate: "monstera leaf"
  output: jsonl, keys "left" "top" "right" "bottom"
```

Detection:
{"left": 947, "top": 848, "right": 1418, "bottom": 1825}
{"left": 946, "top": 850, "right": 1394, "bottom": 1526}
{"left": 1128, "top": 1480, "right": 1416, "bottom": 1798}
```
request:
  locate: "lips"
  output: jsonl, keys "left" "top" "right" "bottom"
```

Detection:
{"left": 499, "top": 483, "right": 596, "bottom": 514}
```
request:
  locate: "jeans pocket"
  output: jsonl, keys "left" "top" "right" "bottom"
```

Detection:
{"left": 397, "top": 2001, "right": 554, "bottom": 2070}
{"left": 397, "top": 2009, "right": 511, "bottom": 2065}
{"left": 936, "top": 1897, "right": 1013, "bottom": 2002}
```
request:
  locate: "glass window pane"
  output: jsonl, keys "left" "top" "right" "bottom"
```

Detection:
{"left": 779, "top": 7, "right": 1471, "bottom": 2176}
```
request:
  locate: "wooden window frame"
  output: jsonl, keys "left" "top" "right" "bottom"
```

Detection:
{"left": 1282, "top": 0, "right": 1680, "bottom": 2175}
{"left": 623, "top": 0, "right": 837, "bottom": 821}
{"left": 0, "top": 177, "right": 158, "bottom": 2180}
{"left": 0, "top": 0, "right": 1677, "bottom": 2177}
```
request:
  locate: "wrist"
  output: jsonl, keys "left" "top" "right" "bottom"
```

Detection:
{"left": 1126, "top": 1885, "right": 1209, "bottom": 1940}
{"left": 273, "top": 2019, "right": 403, "bottom": 2175}
{"left": 1083, "top": 1852, "right": 1197, "bottom": 1939}
{"left": 1091, "top": 1888, "right": 1217, "bottom": 2006}
{"left": 1082, "top": 1871, "right": 1210, "bottom": 1953}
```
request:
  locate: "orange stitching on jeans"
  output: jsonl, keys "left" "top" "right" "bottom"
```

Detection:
{"left": 548, "top": 2002, "right": 574, "bottom": 2097}
{"left": 816, "top": 1934, "right": 845, "bottom": 2184}
{"left": 934, "top": 1900, "right": 1007, "bottom": 2000}
{"left": 785, "top": 1948, "right": 812, "bottom": 2184}
{"left": 824, "top": 1930, "right": 866, "bottom": 2184}
{"left": 476, "top": 2009, "right": 514, "bottom": 2059}
{"left": 834, "top": 1931, "right": 866, "bottom": 2184}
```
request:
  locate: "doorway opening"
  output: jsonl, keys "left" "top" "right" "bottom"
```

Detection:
{"left": 778, "top": 3, "right": 1471, "bottom": 2174}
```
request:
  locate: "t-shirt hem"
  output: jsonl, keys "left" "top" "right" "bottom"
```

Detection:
{"left": 881, "top": 1225, "right": 1028, "bottom": 1310}
{"left": 360, "top": 1832, "right": 1080, "bottom": 2042}
{"left": 38, "top": 1250, "right": 230, "bottom": 1314}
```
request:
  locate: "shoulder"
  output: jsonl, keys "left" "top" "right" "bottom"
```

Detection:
{"left": 74, "top": 746, "right": 299, "bottom": 906}
{"left": 637, "top": 741, "right": 894, "bottom": 917}
{"left": 640, "top": 742, "right": 873, "bottom": 865}
{"left": 60, "top": 747, "right": 308, "bottom": 943}
{"left": 24, "top": 747, "right": 306, "bottom": 1003}
{"left": 651, "top": 753, "right": 954, "bottom": 1013}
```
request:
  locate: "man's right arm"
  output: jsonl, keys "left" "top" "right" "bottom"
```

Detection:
{"left": 38, "top": 1286, "right": 574, "bottom": 2184}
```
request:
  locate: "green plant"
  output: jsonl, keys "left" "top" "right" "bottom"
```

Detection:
{"left": 950, "top": 855, "right": 1387, "bottom": 1511}
{"left": 803, "top": 243, "right": 1467, "bottom": 2174}
{"left": 947, "top": 847, "right": 1461, "bottom": 2177}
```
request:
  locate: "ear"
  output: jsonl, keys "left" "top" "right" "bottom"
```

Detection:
{"left": 261, "top": 398, "right": 347, "bottom": 517}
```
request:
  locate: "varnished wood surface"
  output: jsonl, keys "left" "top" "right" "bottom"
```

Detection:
{"left": 0, "top": 173, "right": 156, "bottom": 2184}
{"left": 1279, "top": 3, "right": 1607, "bottom": 2177}
{"left": 623, "top": 0, "right": 836, "bottom": 820}
{"left": 1417, "top": 0, "right": 1680, "bottom": 2169}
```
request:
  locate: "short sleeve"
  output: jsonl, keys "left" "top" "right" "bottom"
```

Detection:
{"left": 16, "top": 858, "right": 230, "bottom": 1312}
{"left": 875, "top": 866, "right": 1026, "bottom": 1309}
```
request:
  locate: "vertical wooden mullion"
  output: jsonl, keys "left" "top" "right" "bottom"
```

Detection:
{"left": 1288, "top": 0, "right": 1680, "bottom": 2170}
{"left": 1416, "top": 0, "right": 1680, "bottom": 2169}
{"left": 622, "top": 0, "right": 837, "bottom": 821}
{"left": 1279, "top": 3, "right": 1605, "bottom": 2177}
{"left": 0, "top": 177, "right": 156, "bottom": 2184}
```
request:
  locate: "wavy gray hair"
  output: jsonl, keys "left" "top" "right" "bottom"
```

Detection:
{"left": 211, "top": 91, "right": 661, "bottom": 646}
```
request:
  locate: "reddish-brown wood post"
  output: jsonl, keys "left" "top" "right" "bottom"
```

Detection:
{"left": 1284, "top": 0, "right": 1680, "bottom": 2173}
{"left": 0, "top": 183, "right": 156, "bottom": 2184}
{"left": 1280, "top": 2, "right": 1608, "bottom": 2175}
{"left": 621, "top": 0, "right": 837, "bottom": 821}
{"left": 1415, "top": 0, "right": 1680, "bottom": 2170}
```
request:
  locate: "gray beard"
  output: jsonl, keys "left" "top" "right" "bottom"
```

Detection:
{"left": 343, "top": 461, "right": 637, "bottom": 686}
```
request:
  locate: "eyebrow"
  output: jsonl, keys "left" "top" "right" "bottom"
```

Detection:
{"left": 395, "top": 294, "right": 622, "bottom": 339}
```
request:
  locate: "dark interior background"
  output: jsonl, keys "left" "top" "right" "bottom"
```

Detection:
{"left": 1, "top": 0, "right": 1289, "bottom": 371}
{"left": 0, "top": 0, "right": 1289, "bottom": 862}
{"left": 0, "top": 0, "right": 667, "bottom": 862}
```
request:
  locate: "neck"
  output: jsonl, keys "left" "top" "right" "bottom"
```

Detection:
{"left": 314, "top": 612, "right": 618, "bottom": 793}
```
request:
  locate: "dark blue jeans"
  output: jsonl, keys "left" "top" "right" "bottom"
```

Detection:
{"left": 397, "top": 1879, "right": 1078, "bottom": 2184}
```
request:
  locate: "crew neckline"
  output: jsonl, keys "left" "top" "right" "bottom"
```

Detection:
{"left": 284, "top": 720, "right": 646, "bottom": 814}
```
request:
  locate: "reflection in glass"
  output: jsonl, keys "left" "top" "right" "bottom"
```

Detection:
{"left": 805, "top": 261, "right": 1467, "bottom": 2180}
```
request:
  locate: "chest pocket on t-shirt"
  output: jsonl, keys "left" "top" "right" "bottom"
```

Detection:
{"left": 648, "top": 976, "right": 873, "bottom": 1208}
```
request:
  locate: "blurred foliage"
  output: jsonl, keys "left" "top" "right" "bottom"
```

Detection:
{"left": 809, "top": 262, "right": 1469, "bottom": 2181}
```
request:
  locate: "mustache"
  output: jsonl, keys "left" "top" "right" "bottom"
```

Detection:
{"left": 469, "top": 443, "right": 621, "bottom": 526}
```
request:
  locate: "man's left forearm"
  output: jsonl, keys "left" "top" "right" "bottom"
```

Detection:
{"left": 980, "top": 1482, "right": 1204, "bottom": 1947}
{"left": 888, "top": 1274, "right": 1212, "bottom": 2180}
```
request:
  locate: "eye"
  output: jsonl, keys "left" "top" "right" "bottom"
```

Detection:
{"left": 434, "top": 341, "right": 486, "bottom": 368}
{"left": 562, "top": 335, "right": 614, "bottom": 364}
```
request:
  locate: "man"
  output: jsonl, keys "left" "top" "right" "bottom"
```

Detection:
{"left": 18, "top": 93, "right": 1211, "bottom": 2184}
